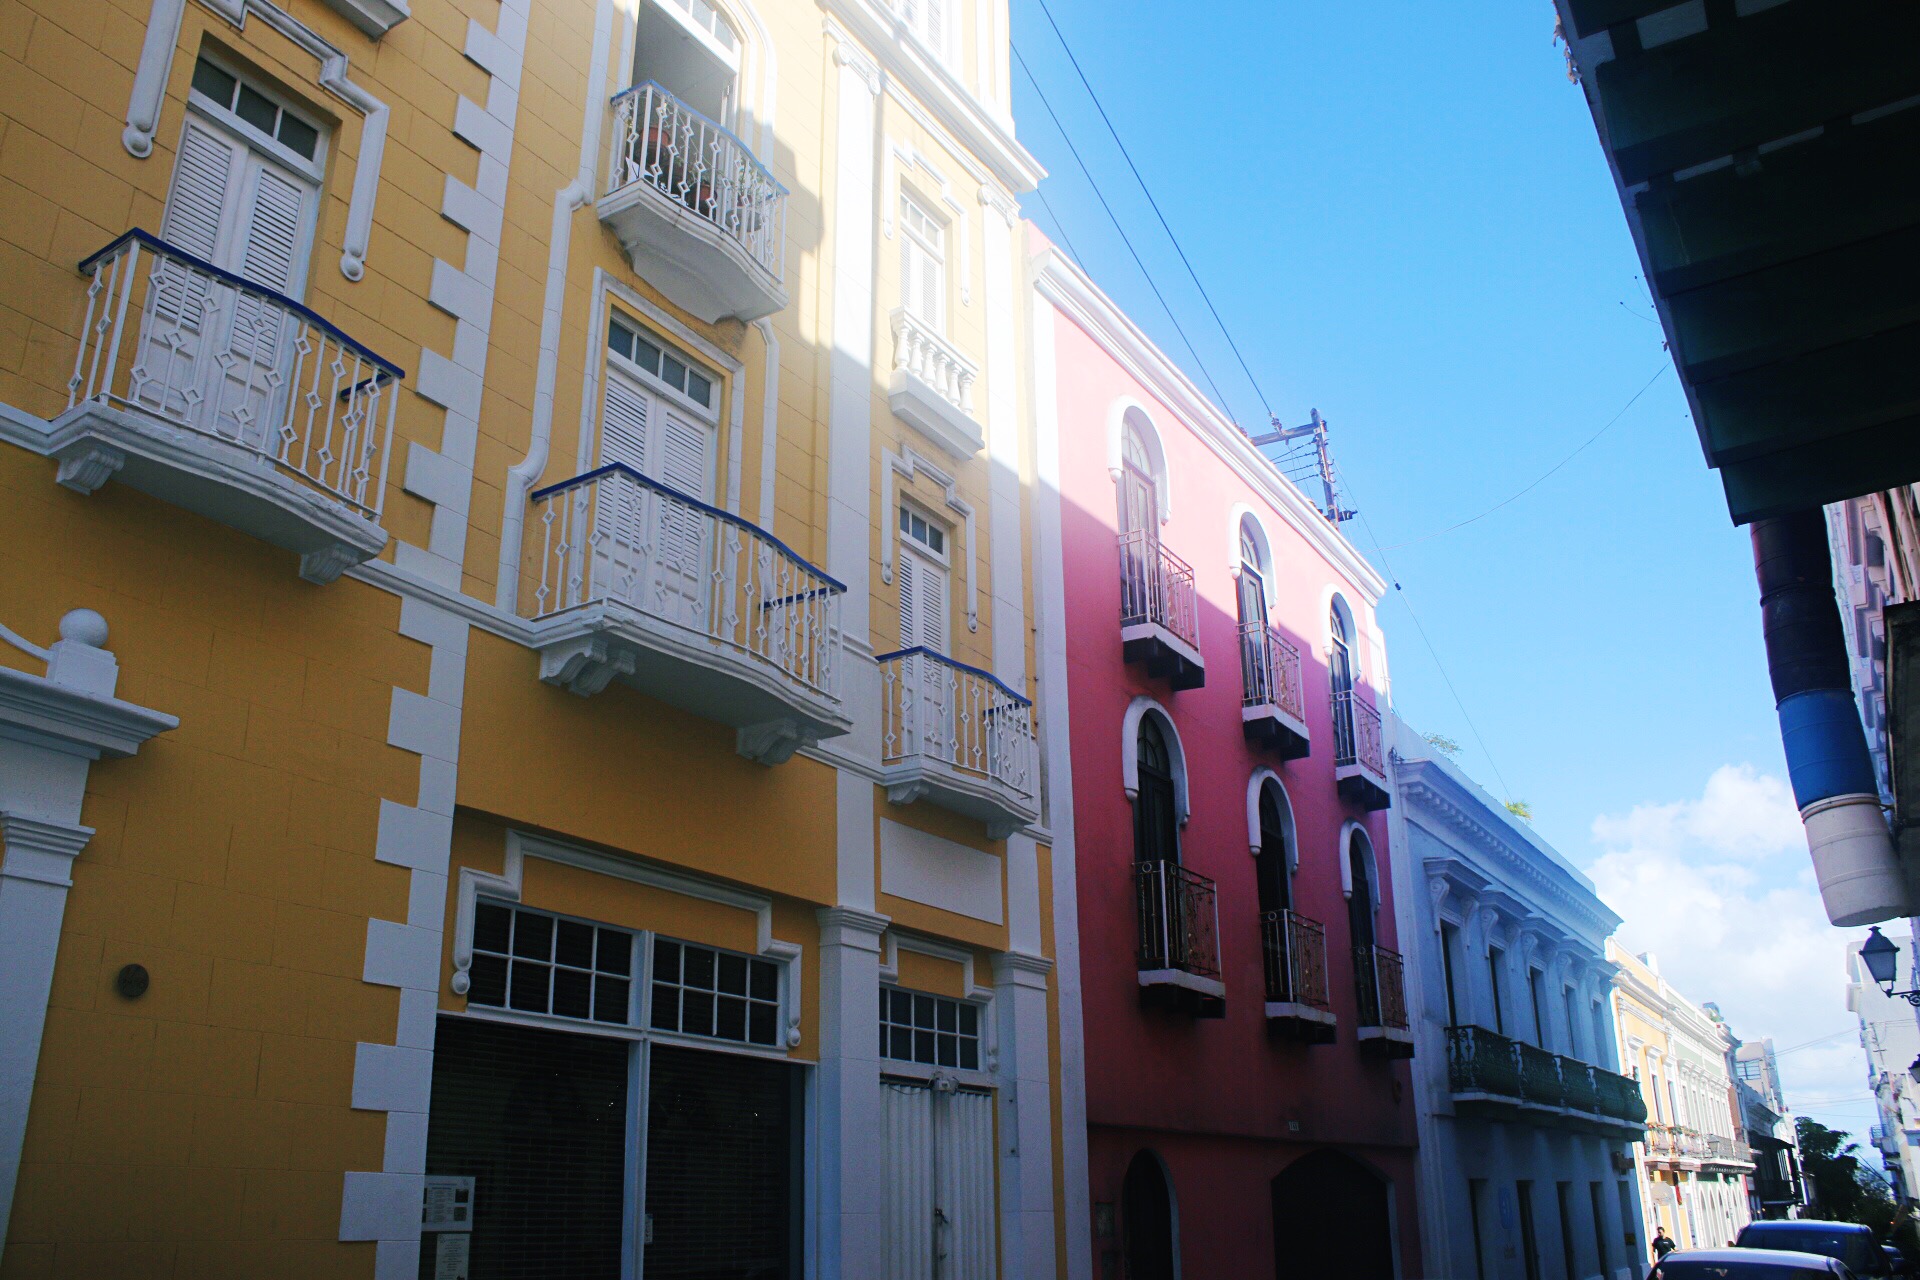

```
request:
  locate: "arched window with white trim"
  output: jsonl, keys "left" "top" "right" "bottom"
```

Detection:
{"left": 1330, "top": 595, "right": 1358, "bottom": 761}
{"left": 1134, "top": 716, "right": 1180, "bottom": 866}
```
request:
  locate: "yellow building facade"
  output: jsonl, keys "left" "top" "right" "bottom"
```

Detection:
{"left": 0, "top": 0, "right": 1088, "bottom": 1274}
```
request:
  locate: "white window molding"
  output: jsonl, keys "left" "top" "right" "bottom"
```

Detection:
{"left": 880, "top": 445, "right": 978, "bottom": 631}
{"left": 1245, "top": 768, "right": 1298, "bottom": 872}
{"left": 1107, "top": 399, "right": 1172, "bottom": 524}
{"left": 1119, "top": 695, "right": 1189, "bottom": 825}
{"left": 879, "top": 930, "right": 998, "bottom": 1071}
{"left": 883, "top": 140, "right": 972, "bottom": 306}
{"left": 450, "top": 830, "right": 805, "bottom": 1049}
{"left": 122, "top": 0, "right": 390, "bottom": 281}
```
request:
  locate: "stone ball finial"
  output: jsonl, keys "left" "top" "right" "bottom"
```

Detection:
{"left": 58, "top": 609, "right": 109, "bottom": 647}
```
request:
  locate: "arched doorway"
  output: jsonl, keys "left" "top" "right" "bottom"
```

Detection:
{"left": 1122, "top": 1150, "right": 1178, "bottom": 1280}
{"left": 1270, "top": 1149, "right": 1393, "bottom": 1279}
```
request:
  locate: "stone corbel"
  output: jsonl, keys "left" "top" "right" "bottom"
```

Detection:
{"left": 738, "top": 719, "right": 819, "bottom": 767}
{"left": 537, "top": 634, "right": 634, "bottom": 697}
{"left": 1426, "top": 873, "right": 1450, "bottom": 933}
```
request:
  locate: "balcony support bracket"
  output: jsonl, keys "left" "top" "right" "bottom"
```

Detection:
{"left": 737, "top": 718, "right": 818, "bottom": 767}
{"left": 52, "top": 441, "right": 125, "bottom": 495}
{"left": 538, "top": 632, "right": 636, "bottom": 698}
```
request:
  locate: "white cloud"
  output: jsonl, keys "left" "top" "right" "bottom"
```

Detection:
{"left": 1585, "top": 766, "right": 1881, "bottom": 1150}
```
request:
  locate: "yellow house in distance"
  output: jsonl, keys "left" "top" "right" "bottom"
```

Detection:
{"left": 0, "top": 0, "right": 1088, "bottom": 1273}
{"left": 1608, "top": 943, "right": 1754, "bottom": 1260}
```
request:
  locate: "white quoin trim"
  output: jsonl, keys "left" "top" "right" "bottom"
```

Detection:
{"left": 1106, "top": 397, "right": 1171, "bottom": 524}
{"left": 1339, "top": 819, "right": 1380, "bottom": 911}
{"left": 1120, "top": 695, "right": 1189, "bottom": 825}
{"left": 1246, "top": 769, "right": 1298, "bottom": 872}
{"left": 123, "top": 0, "right": 391, "bottom": 281}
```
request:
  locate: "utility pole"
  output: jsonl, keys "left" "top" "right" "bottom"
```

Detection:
{"left": 1246, "top": 408, "right": 1355, "bottom": 524}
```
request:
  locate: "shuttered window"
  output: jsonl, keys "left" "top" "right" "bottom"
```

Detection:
{"left": 882, "top": 1080, "right": 995, "bottom": 1280}
{"left": 896, "top": 0, "right": 948, "bottom": 61}
{"left": 900, "top": 196, "right": 946, "bottom": 332}
{"left": 897, "top": 507, "right": 950, "bottom": 655}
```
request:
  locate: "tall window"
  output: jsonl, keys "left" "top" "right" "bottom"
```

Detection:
{"left": 900, "top": 194, "right": 946, "bottom": 331}
{"left": 1120, "top": 422, "right": 1157, "bottom": 542}
{"left": 632, "top": 0, "right": 740, "bottom": 125}
{"left": 1346, "top": 833, "right": 1375, "bottom": 953}
{"left": 1516, "top": 1181, "right": 1543, "bottom": 1280}
{"left": 1589, "top": 1182, "right": 1612, "bottom": 1278}
{"left": 1330, "top": 597, "right": 1357, "bottom": 760}
{"left": 897, "top": 505, "right": 951, "bottom": 655}
{"left": 895, "top": 0, "right": 950, "bottom": 61}
{"left": 1441, "top": 922, "right": 1463, "bottom": 1028}
{"left": 1237, "top": 521, "right": 1268, "bottom": 630}
{"left": 1529, "top": 967, "right": 1549, "bottom": 1050}
{"left": 1255, "top": 783, "right": 1290, "bottom": 914}
{"left": 1562, "top": 986, "right": 1580, "bottom": 1059}
{"left": 1133, "top": 718, "right": 1179, "bottom": 865}
{"left": 1487, "top": 946, "right": 1507, "bottom": 1035}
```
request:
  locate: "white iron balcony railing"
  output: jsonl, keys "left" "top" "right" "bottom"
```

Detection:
{"left": 608, "top": 82, "right": 786, "bottom": 284}
{"left": 887, "top": 308, "right": 982, "bottom": 457}
{"left": 877, "top": 647, "right": 1038, "bottom": 838}
{"left": 525, "top": 465, "right": 848, "bottom": 761}
{"left": 57, "top": 230, "right": 403, "bottom": 582}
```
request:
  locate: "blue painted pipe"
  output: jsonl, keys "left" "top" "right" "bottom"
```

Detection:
{"left": 1778, "top": 688, "right": 1878, "bottom": 810}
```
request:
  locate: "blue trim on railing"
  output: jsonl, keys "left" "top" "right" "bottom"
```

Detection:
{"left": 77, "top": 230, "right": 407, "bottom": 381}
{"left": 608, "top": 80, "right": 788, "bottom": 196}
{"left": 874, "top": 646, "right": 1033, "bottom": 709}
{"left": 529, "top": 462, "right": 845, "bottom": 593}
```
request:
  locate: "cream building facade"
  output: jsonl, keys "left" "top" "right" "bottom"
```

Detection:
{"left": 0, "top": 0, "right": 1089, "bottom": 1275}
{"left": 1847, "top": 935, "right": 1920, "bottom": 1203}
{"left": 1609, "top": 945, "right": 1754, "bottom": 1257}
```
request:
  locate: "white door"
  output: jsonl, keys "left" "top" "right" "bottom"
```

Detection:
{"left": 883, "top": 1081, "right": 995, "bottom": 1280}
{"left": 142, "top": 114, "right": 315, "bottom": 449}
{"left": 596, "top": 364, "right": 714, "bottom": 624}
{"left": 897, "top": 534, "right": 952, "bottom": 761}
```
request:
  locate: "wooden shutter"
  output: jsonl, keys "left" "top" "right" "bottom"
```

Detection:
{"left": 599, "top": 368, "right": 652, "bottom": 470}
{"left": 236, "top": 163, "right": 306, "bottom": 294}
{"left": 898, "top": 545, "right": 921, "bottom": 651}
{"left": 598, "top": 369, "right": 653, "bottom": 566}
{"left": 163, "top": 120, "right": 239, "bottom": 260}
{"left": 899, "top": 543, "right": 947, "bottom": 654}
{"left": 656, "top": 406, "right": 710, "bottom": 502}
{"left": 922, "top": 0, "right": 946, "bottom": 57}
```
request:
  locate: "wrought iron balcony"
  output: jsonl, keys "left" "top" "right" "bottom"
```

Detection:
{"left": 600, "top": 81, "right": 787, "bottom": 323}
{"left": 1446, "top": 1025, "right": 1648, "bottom": 1135}
{"left": 876, "top": 647, "right": 1038, "bottom": 838}
{"left": 1353, "top": 944, "right": 1413, "bottom": 1056}
{"left": 887, "top": 308, "right": 982, "bottom": 458}
{"left": 1261, "top": 909, "right": 1334, "bottom": 1040}
{"left": 1332, "top": 688, "right": 1390, "bottom": 810}
{"left": 523, "top": 464, "right": 849, "bottom": 764}
{"left": 1135, "top": 860, "right": 1223, "bottom": 1003}
{"left": 1240, "top": 623, "right": 1308, "bottom": 759}
{"left": 1118, "top": 530, "right": 1203, "bottom": 690}
{"left": 52, "top": 230, "right": 403, "bottom": 584}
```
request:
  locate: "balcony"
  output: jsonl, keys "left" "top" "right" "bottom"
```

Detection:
{"left": 1118, "top": 531, "right": 1203, "bottom": 690}
{"left": 888, "top": 309, "right": 983, "bottom": 458}
{"left": 1352, "top": 945, "right": 1414, "bottom": 1056}
{"left": 599, "top": 82, "right": 787, "bottom": 324}
{"left": 1332, "top": 689, "right": 1390, "bottom": 810}
{"left": 1446, "top": 1025, "right": 1648, "bottom": 1137}
{"left": 1240, "top": 623, "right": 1308, "bottom": 759}
{"left": 523, "top": 464, "right": 849, "bottom": 764}
{"left": 1261, "top": 909, "right": 1334, "bottom": 1041}
{"left": 1135, "top": 860, "right": 1224, "bottom": 1015}
{"left": 1704, "top": 1132, "right": 1756, "bottom": 1170}
{"left": 50, "top": 230, "right": 402, "bottom": 584}
{"left": 876, "top": 648, "right": 1038, "bottom": 838}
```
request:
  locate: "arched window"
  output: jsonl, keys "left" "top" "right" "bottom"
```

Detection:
{"left": 1121, "top": 420, "right": 1158, "bottom": 541}
{"left": 1237, "top": 518, "right": 1269, "bottom": 630}
{"left": 1255, "top": 781, "right": 1290, "bottom": 914}
{"left": 1134, "top": 717, "right": 1179, "bottom": 865}
{"left": 1122, "top": 1150, "right": 1178, "bottom": 1280}
{"left": 1330, "top": 595, "right": 1357, "bottom": 760}
{"left": 1346, "top": 828, "right": 1375, "bottom": 952}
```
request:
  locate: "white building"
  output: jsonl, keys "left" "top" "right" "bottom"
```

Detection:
{"left": 1847, "top": 935, "right": 1920, "bottom": 1203}
{"left": 1388, "top": 722, "right": 1647, "bottom": 1280}
{"left": 1729, "top": 1036, "right": 1807, "bottom": 1218}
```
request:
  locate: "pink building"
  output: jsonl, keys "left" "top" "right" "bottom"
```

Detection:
{"left": 1028, "top": 234, "right": 1421, "bottom": 1280}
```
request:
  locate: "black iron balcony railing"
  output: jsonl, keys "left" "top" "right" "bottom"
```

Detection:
{"left": 1240, "top": 623, "right": 1304, "bottom": 720}
{"left": 1332, "top": 687, "right": 1385, "bottom": 776}
{"left": 1118, "top": 530, "right": 1199, "bottom": 650}
{"left": 1135, "top": 860, "right": 1220, "bottom": 979}
{"left": 1448, "top": 1024, "right": 1525, "bottom": 1096}
{"left": 1261, "top": 909, "right": 1329, "bottom": 1008}
{"left": 1352, "top": 944, "right": 1408, "bottom": 1030}
{"left": 1594, "top": 1067, "right": 1649, "bottom": 1124}
{"left": 1447, "top": 1025, "right": 1649, "bottom": 1128}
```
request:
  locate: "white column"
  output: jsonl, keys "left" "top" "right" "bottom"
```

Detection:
{"left": 815, "top": 905, "right": 890, "bottom": 1280}
{"left": 979, "top": 185, "right": 1026, "bottom": 690}
{"left": 823, "top": 25, "right": 881, "bottom": 645}
{"left": 0, "top": 611, "right": 174, "bottom": 1265}
{"left": 993, "top": 950, "right": 1055, "bottom": 1280}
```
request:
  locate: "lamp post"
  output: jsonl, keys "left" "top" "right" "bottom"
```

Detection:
{"left": 1860, "top": 927, "right": 1920, "bottom": 1007}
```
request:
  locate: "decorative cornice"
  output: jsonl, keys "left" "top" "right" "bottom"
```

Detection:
{"left": 0, "top": 665, "right": 178, "bottom": 759}
{"left": 817, "top": 904, "right": 892, "bottom": 942}
{"left": 0, "top": 813, "right": 96, "bottom": 888}
{"left": 1030, "top": 247, "right": 1387, "bottom": 601}
{"left": 992, "top": 950, "right": 1053, "bottom": 982}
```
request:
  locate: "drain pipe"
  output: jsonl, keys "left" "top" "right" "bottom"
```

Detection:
{"left": 495, "top": 0, "right": 618, "bottom": 611}
{"left": 1754, "top": 510, "right": 1906, "bottom": 925}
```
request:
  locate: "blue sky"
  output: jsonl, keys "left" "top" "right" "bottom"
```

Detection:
{"left": 1009, "top": 1, "right": 1883, "bottom": 1146}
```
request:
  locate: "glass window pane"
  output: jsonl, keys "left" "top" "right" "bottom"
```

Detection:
{"left": 191, "top": 59, "right": 237, "bottom": 108}
{"left": 937, "top": 1034, "right": 956, "bottom": 1068}
{"left": 556, "top": 920, "right": 595, "bottom": 970}
{"left": 608, "top": 323, "right": 634, "bottom": 361}
{"left": 686, "top": 371, "right": 712, "bottom": 407}
{"left": 512, "top": 912, "right": 553, "bottom": 960}
{"left": 467, "top": 953, "right": 508, "bottom": 1007}
{"left": 594, "top": 976, "right": 630, "bottom": 1024}
{"left": 598, "top": 929, "right": 631, "bottom": 976}
{"left": 914, "top": 994, "right": 935, "bottom": 1029}
{"left": 936, "top": 1000, "right": 956, "bottom": 1032}
{"left": 717, "top": 952, "right": 747, "bottom": 995}
{"left": 235, "top": 84, "right": 278, "bottom": 136}
{"left": 750, "top": 960, "right": 777, "bottom": 1001}
{"left": 892, "top": 1026, "right": 914, "bottom": 1060}
{"left": 650, "top": 983, "right": 680, "bottom": 1031}
{"left": 473, "top": 902, "right": 512, "bottom": 954}
{"left": 749, "top": 1001, "right": 776, "bottom": 1046}
{"left": 892, "top": 989, "right": 914, "bottom": 1023}
{"left": 508, "top": 960, "right": 550, "bottom": 1012}
{"left": 682, "top": 989, "right": 715, "bottom": 1036}
{"left": 959, "top": 1039, "right": 978, "bottom": 1071}
{"left": 715, "top": 995, "right": 746, "bottom": 1042}
{"left": 684, "top": 947, "right": 715, "bottom": 990}
{"left": 959, "top": 1003, "right": 977, "bottom": 1036}
{"left": 553, "top": 967, "right": 592, "bottom": 1019}
{"left": 632, "top": 335, "right": 662, "bottom": 375}
{"left": 654, "top": 938, "right": 681, "bottom": 983}
{"left": 914, "top": 1028, "right": 934, "bottom": 1064}
{"left": 662, "top": 354, "right": 688, "bottom": 393}
{"left": 276, "top": 113, "right": 318, "bottom": 160}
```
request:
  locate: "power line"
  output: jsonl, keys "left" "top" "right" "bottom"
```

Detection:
{"left": 1011, "top": 44, "right": 1238, "bottom": 417}
{"left": 1027, "top": 182, "right": 1088, "bottom": 271}
{"left": 1027, "top": 0, "right": 1276, "bottom": 423}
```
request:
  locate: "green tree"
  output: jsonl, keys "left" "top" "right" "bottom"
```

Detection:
{"left": 1423, "top": 731, "right": 1461, "bottom": 759}
{"left": 1505, "top": 799, "right": 1533, "bottom": 822}
{"left": 1796, "top": 1117, "right": 1898, "bottom": 1234}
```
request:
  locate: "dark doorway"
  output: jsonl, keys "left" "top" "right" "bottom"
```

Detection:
{"left": 1255, "top": 785, "right": 1290, "bottom": 914}
{"left": 1270, "top": 1149, "right": 1394, "bottom": 1280}
{"left": 1122, "top": 1150, "right": 1177, "bottom": 1280}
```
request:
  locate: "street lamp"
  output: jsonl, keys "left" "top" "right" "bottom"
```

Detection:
{"left": 1860, "top": 927, "right": 1920, "bottom": 1006}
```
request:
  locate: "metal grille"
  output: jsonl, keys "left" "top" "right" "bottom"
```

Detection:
{"left": 1134, "top": 860, "right": 1220, "bottom": 978}
{"left": 1261, "top": 909, "right": 1329, "bottom": 1007}
{"left": 1240, "top": 622, "right": 1304, "bottom": 719}
{"left": 1117, "top": 529, "right": 1199, "bottom": 649}
{"left": 1352, "top": 944, "right": 1408, "bottom": 1029}
{"left": 1332, "top": 688, "right": 1385, "bottom": 775}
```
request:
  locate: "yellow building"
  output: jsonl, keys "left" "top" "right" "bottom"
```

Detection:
{"left": 1609, "top": 943, "right": 1753, "bottom": 1260}
{"left": 0, "top": 0, "right": 1086, "bottom": 1274}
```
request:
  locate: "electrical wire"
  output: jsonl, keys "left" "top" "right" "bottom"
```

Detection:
{"left": 1028, "top": 0, "right": 1276, "bottom": 423}
{"left": 1027, "top": 182, "right": 1088, "bottom": 273}
{"left": 1012, "top": 44, "right": 1238, "bottom": 418}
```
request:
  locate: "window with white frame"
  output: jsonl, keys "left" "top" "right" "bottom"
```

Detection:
{"left": 880, "top": 986, "right": 982, "bottom": 1070}
{"left": 893, "top": 0, "right": 951, "bottom": 62}
{"left": 466, "top": 901, "right": 636, "bottom": 1024}
{"left": 900, "top": 194, "right": 947, "bottom": 332}
{"left": 649, "top": 937, "right": 783, "bottom": 1048}
{"left": 897, "top": 503, "right": 951, "bottom": 655}
{"left": 602, "top": 319, "right": 717, "bottom": 499}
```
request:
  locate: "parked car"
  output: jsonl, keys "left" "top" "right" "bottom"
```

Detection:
{"left": 1650, "top": 1248, "right": 1856, "bottom": 1280}
{"left": 1882, "top": 1246, "right": 1908, "bottom": 1279}
{"left": 1736, "top": 1221, "right": 1891, "bottom": 1277}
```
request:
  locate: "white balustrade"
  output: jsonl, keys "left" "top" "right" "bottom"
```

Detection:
{"left": 529, "top": 465, "right": 843, "bottom": 698}
{"left": 890, "top": 309, "right": 977, "bottom": 420}
{"left": 66, "top": 230, "right": 401, "bottom": 517}
{"left": 879, "top": 648, "right": 1037, "bottom": 804}
{"left": 609, "top": 81, "right": 786, "bottom": 282}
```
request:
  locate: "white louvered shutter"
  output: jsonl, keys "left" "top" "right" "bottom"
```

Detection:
{"left": 897, "top": 546, "right": 921, "bottom": 651}
{"left": 654, "top": 406, "right": 711, "bottom": 624}
{"left": 922, "top": 0, "right": 945, "bottom": 59}
{"left": 596, "top": 369, "right": 654, "bottom": 595}
{"left": 942, "top": 1089, "right": 996, "bottom": 1280}
{"left": 884, "top": 1082, "right": 937, "bottom": 1280}
{"left": 163, "top": 121, "right": 239, "bottom": 260}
